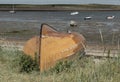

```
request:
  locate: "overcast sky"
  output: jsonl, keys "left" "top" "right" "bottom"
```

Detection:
{"left": 0, "top": 0, "right": 120, "bottom": 5}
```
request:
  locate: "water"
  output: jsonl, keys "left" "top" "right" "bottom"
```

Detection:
{"left": 0, "top": 11, "right": 120, "bottom": 45}
{"left": 0, "top": 11, "right": 120, "bottom": 22}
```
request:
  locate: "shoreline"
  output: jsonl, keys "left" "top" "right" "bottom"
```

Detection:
{"left": 0, "top": 4, "right": 120, "bottom": 11}
{"left": 0, "top": 8, "right": 120, "bottom": 11}
{"left": 0, "top": 39, "right": 119, "bottom": 58}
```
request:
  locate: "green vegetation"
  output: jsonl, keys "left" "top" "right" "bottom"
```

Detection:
{"left": 17, "top": 54, "right": 39, "bottom": 73}
{"left": 0, "top": 4, "right": 120, "bottom": 10}
{"left": 50, "top": 59, "right": 73, "bottom": 73}
{"left": 79, "top": 4, "right": 120, "bottom": 9}
{"left": 6, "top": 30, "right": 29, "bottom": 33}
{"left": 0, "top": 48, "right": 120, "bottom": 82}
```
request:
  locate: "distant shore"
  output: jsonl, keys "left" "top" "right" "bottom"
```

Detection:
{"left": 0, "top": 4, "right": 120, "bottom": 11}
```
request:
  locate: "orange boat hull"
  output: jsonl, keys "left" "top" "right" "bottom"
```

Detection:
{"left": 23, "top": 24, "right": 86, "bottom": 71}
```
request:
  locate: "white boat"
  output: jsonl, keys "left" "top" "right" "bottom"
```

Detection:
{"left": 70, "top": 11, "right": 79, "bottom": 15}
{"left": 70, "top": 20, "right": 77, "bottom": 27}
{"left": 9, "top": 10, "right": 15, "bottom": 14}
{"left": 106, "top": 16, "right": 115, "bottom": 20}
{"left": 9, "top": 4, "right": 16, "bottom": 14}
{"left": 84, "top": 16, "right": 92, "bottom": 20}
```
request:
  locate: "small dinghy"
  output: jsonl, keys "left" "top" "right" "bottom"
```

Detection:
{"left": 84, "top": 16, "right": 92, "bottom": 20}
{"left": 70, "top": 11, "right": 79, "bottom": 15}
{"left": 106, "top": 16, "right": 115, "bottom": 20}
{"left": 70, "top": 20, "right": 77, "bottom": 27}
{"left": 9, "top": 10, "right": 15, "bottom": 14}
{"left": 23, "top": 23, "right": 86, "bottom": 71}
{"left": 9, "top": 4, "right": 16, "bottom": 14}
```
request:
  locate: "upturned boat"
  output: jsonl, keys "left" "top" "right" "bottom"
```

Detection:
{"left": 23, "top": 23, "right": 86, "bottom": 71}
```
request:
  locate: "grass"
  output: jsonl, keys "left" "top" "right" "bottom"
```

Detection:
{"left": 0, "top": 4, "right": 120, "bottom": 10}
{"left": 0, "top": 48, "right": 120, "bottom": 82}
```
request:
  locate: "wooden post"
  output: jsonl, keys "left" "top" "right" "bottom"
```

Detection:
{"left": 38, "top": 24, "right": 43, "bottom": 72}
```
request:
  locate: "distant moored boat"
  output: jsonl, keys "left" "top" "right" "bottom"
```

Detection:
{"left": 106, "top": 16, "right": 115, "bottom": 20}
{"left": 84, "top": 16, "right": 92, "bottom": 20}
{"left": 70, "top": 11, "right": 79, "bottom": 15}
{"left": 9, "top": 4, "right": 16, "bottom": 14}
{"left": 9, "top": 10, "right": 15, "bottom": 14}
{"left": 70, "top": 20, "right": 77, "bottom": 27}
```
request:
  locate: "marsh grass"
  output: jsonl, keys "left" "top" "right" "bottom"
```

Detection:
{"left": 0, "top": 35, "right": 120, "bottom": 82}
{"left": 0, "top": 4, "right": 120, "bottom": 10}
{"left": 0, "top": 48, "right": 120, "bottom": 82}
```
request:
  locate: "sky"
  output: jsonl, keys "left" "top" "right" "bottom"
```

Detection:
{"left": 0, "top": 0, "right": 120, "bottom": 5}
